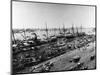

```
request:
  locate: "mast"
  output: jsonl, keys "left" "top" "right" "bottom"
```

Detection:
{"left": 72, "top": 24, "right": 74, "bottom": 34}
{"left": 59, "top": 26, "right": 61, "bottom": 34}
{"left": 80, "top": 24, "right": 82, "bottom": 33}
{"left": 45, "top": 22, "right": 48, "bottom": 40}
{"left": 12, "top": 29, "right": 16, "bottom": 44}
{"left": 20, "top": 33, "right": 25, "bottom": 40}
{"left": 76, "top": 26, "right": 79, "bottom": 34}
{"left": 63, "top": 23, "right": 66, "bottom": 35}
{"left": 23, "top": 29, "right": 27, "bottom": 40}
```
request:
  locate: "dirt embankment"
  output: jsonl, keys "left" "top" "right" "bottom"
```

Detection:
{"left": 28, "top": 42, "right": 95, "bottom": 73}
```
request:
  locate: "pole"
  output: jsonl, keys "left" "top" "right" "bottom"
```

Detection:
{"left": 72, "top": 24, "right": 74, "bottom": 34}
{"left": 81, "top": 24, "right": 82, "bottom": 33}
{"left": 12, "top": 29, "right": 16, "bottom": 44}
{"left": 45, "top": 22, "right": 48, "bottom": 40}
{"left": 63, "top": 23, "right": 65, "bottom": 35}
{"left": 23, "top": 29, "right": 27, "bottom": 40}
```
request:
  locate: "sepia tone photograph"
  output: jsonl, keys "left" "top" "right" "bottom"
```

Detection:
{"left": 11, "top": 0, "right": 96, "bottom": 74}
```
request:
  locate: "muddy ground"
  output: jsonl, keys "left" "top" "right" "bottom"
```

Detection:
{"left": 18, "top": 41, "right": 96, "bottom": 73}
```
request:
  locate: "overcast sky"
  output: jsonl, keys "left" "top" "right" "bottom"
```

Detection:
{"left": 12, "top": 1, "right": 95, "bottom": 29}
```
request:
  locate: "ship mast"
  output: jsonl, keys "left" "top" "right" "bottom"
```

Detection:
{"left": 12, "top": 29, "right": 16, "bottom": 44}
{"left": 59, "top": 26, "right": 61, "bottom": 34}
{"left": 80, "top": 24, "right": 82, "bottom": 33}
{"left": 63, "top": 23, "right": 66, "bottom": 35}
{"left": 72, "top": 24, "right": 74, "bottom": 34}
{"left": 76, "top": 26, "right": 79, "bottom": 34}
{"left": 45, "top": 22, "right": 48, "bottom": 40}
{"left": 23, "top": 29, "right": 27, "bottom": 40}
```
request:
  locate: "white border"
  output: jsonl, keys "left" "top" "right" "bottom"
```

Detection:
{"left": 0, "top": 0, "right": 99, "bottom": 75}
